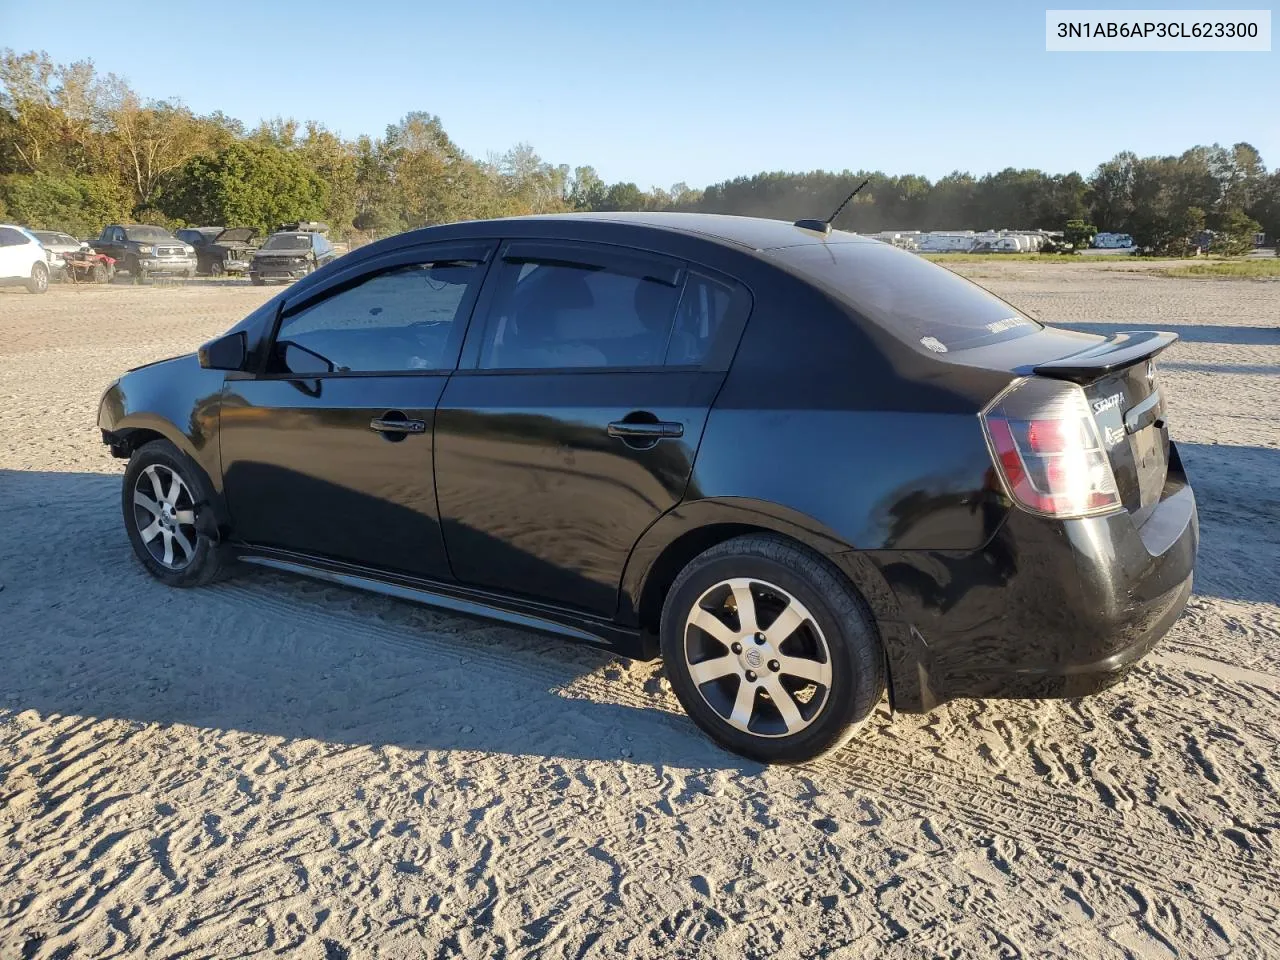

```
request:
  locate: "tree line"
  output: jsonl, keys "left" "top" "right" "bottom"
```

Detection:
{"left": 1, "top": 48, "right": 1273, "bottom": 255}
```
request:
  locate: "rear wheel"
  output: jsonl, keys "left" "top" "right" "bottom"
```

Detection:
{"left": 26, "top": 261, "right": 49, "bottom": 294}
{"left": 250, "top": 273, "right": 265, "bottom": 286}
{"left": 122, "top": 440, "right": 227, "bottom": 587}
{"left": 91, "top": 262, "right": 108, "bottom": 283}
{"left": 661, "top": 534, "right": 884, "bottom": 763}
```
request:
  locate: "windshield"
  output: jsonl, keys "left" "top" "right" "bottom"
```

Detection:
{"left": 124, "top": 226, "right": 174, "bottom": 242}
{"left": 771, "top": 240, "right": 1043, "bottom": 353}
{"left": 34, "top": 232, "right": 61, "bottom": 244}
{"left": 263, "top": 233, "right": 311, "bottom": 251}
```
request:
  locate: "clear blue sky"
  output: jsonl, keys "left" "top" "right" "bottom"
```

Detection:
{"left": 1, "top": 0, "right": 1273, "bottom": 189}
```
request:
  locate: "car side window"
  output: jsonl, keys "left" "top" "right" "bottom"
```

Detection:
{"left": 666, "top": 271, "right": 736, "bottom": 366}
{"left": 0, "top": 228, "right": 22, "bottom": 247}
{"left": 479, "top": 257, "right": 682, "bottom": 370}
{"left": 272, "top": 259, "right": 485, "bottom": 375}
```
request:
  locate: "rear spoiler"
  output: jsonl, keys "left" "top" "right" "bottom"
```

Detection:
{"left": 1033, "top": 330, "right": 1178, "bottom": 383}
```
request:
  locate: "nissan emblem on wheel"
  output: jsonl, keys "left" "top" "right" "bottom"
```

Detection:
{"left": 97, "top": 211, "right": 1198, "bottom": 764}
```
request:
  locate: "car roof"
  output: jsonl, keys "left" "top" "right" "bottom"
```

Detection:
{"left": 501, "top": 212, "right": 880, "bottom": 253}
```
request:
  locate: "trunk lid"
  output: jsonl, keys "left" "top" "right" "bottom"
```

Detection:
{"left": 1033, "top": 330, "right": 1177, "bottom": 522}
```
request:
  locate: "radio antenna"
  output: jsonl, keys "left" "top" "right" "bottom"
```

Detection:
{"left": 794, "top": 178, "right": 871, "bottom": 235}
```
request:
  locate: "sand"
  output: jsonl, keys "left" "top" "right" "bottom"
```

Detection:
{"left": 0, "top": 263, "right": 1277, "bottom": 958}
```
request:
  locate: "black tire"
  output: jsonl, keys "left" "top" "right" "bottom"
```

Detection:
{"left": 92, "top": 262, "right": 107, "bottom": 283}
{"left": 250, "top": 273, "right": 265, "bottom": 286}
{"left": 210, "top": 260, "right": 225, "bottom": 277}
{"left": 129, "top": 258, "right": 148, "bottom": 284}
{"left": 660, "top": 534, "right": 884, "bottom": 764}
{"left": 122, "top": 439, "right": 228, "bottom": 588}
{"left": 26, "top": 261, "right": 49, "bottom": 294}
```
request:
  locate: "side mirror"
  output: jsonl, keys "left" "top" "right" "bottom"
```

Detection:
{"left": 280, "top": 341, "right": 335, "bottom": 375}
{"left": 198, "top": 331, "right": 248, "bottom": 371}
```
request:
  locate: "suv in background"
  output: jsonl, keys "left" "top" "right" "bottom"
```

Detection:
{"left": 32, "top": 230, "right": 87, "bottom": 279}
{"left": 0, "top": 224, "right": 51, "bottom": 293}
{"left": 177, "top": 227, "right": 258, "bottom": 277}
{"left": 94, "top": 224, "right": 197, "bottom": 282}
{"left": 249, "top": 228, "right": 335, "bottom": 284}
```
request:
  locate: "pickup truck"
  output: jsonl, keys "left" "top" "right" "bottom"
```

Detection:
{"left": 93, "top": 224, "right": 197, "bottom": 281}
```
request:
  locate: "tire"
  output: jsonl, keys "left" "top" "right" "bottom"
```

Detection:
{"left": 92, "top": 262, "right": 107, "bottom": 283}
{"left": 210, "top": 260, "right": 225, "bottom": 277}
{"left": 26, "top": 261, "right": 49, "bottom": 294}
{"left": 250, "top": 273, "right": 265, "bottom": 286}
{"left": 660, "top": 534, "right": 884, "bottom": 764}
{"left": 122, "top": 439, "right": 228, "bottom": 588}
{"left": 129, "top": 258, "right": 148, "bottom": 284}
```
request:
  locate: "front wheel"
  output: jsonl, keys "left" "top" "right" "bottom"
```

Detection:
{"left": 122, "top": 440, "right": 227, "bottom": 587}
{"left": 27, "top": 261, "right": 49, "bottom": 294}
{"left": 661, "top": 535, "right": 885, "bottom": 764}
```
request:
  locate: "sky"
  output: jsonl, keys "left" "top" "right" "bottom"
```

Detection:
{"left": 1, "top": 0, "right": 1274, "bottom": 190}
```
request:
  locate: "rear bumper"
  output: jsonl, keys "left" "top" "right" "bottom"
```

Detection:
{"left": 866, "top": 448, "right": 1198, "bottom": 712}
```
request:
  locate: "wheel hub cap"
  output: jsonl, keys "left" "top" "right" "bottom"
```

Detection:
{"left": 683, "top": 577, "right": 833, "bottom": 738}
{"left": 132, "top": 464, "right": 199, "bottom": 570}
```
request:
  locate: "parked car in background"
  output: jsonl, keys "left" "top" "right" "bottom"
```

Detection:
{"left": 176, "top": 227, "right": 258, "bottom": 276}
{"left": 93, "top": 224, "right": 197, "bottom": 282}
{"left": 96, "top": 213, "right": 1199, "bottom": 764}
{"left": 0, "top": 224, "right": 51, "bottom": 293}
{"left": 249, "top": 228, "right": 336, "bottom": 284}
{"left": 32, "top": 230, "right": 87, "bottom": 279}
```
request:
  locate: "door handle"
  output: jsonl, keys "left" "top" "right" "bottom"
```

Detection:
{"left": 370, "top": 417, "right": 427, "bottom": 434}
{"left": 607, "top": 420, "right": 684, "bottom": 440}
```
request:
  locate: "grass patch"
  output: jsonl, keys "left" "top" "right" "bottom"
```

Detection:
{"left": 1158, "top": 260, "right": 1280, "bottom": 279}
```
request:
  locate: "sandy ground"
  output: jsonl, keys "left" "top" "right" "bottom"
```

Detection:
{"left": 0, "top": 264, "right": 1277, "bottom": 959}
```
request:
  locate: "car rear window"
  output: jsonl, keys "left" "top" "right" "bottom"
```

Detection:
{"left": 771, "top": 241, "right": 1042, "bottom": 353}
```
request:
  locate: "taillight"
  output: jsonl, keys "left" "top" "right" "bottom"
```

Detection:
{"left": 980, "top": 377, "right": 1121, "bottom": 518}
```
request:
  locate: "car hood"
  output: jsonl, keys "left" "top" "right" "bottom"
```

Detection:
{"left": 42, "top": 241, "right": 84, "bottom": 254}
{"left": 214, "top": 227, "right": 256, "bottom": 244}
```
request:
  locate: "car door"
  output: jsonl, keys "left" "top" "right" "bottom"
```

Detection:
{"left": 219, "top": 239, "right": 496, "bottom": 579}
{"left": 0, "top": 227, "right": 24, "bottom": 279}
{"left": 434, "top": 239, "right": 751, "bottom": 616}
{"left": 96, "top": 227, "right": 124, "bottom": 262}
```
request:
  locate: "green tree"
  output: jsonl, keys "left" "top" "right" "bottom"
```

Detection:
{"left": 1063, "top": 218, "right": 1097, "bottom": 251}
{"left": 1211, "top": 209, "right": 1261, "bottom": 256}
{"left": 0, "top": 171, "right": 129, "bottom": 235}
{"left": 162, "top": 141, "right": 326, "bottom": 234}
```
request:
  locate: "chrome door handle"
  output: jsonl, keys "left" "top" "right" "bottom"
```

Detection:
{"left": 606, "top": 420, "right": 684, "bottom": 440}
{"left": 370, "top": 417, "right": 427, "bottom": 434}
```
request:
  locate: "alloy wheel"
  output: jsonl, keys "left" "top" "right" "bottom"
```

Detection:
{"left": 683, "top": 577, "right": 833, "bottom": 738}
{"left": 132, "top": 464, "right": 199, "bottom": 569}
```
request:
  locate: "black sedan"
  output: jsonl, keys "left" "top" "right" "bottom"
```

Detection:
{"left": 97, "top": 213, "right": 1198, "bottom": 763}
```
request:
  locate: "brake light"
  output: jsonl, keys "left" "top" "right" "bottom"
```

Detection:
{"left": 980, "top": 377, "right": 1121, "bottom": 518}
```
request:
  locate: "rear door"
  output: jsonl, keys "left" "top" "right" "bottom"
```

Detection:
{"left": 433, "top": 239, "right": 750, "bottom": 616}
{"left": 219, "top": 240, "right": 495, "bottom": 579}
{"left": 0, "top": 227, "right": 26, "bottom": 279}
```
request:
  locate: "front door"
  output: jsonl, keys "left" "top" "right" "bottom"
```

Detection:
{"left": 219, "top": 241, "right": 495, "bottom": 580}
{"left": 434, "top": 240, "right": 748, "bottom": 616}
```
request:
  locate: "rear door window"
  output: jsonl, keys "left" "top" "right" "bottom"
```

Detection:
{"left": 478, "top": 245, "right": 684, "bottom": 370}
{"left": 773, "top": 241, "right": 1042, "bottom": 353}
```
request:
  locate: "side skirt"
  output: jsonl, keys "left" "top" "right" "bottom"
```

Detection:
{"left": 233, "top": 545, "right": 658, "bottom": 661}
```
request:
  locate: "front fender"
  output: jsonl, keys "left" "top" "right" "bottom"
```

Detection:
{"left": 98, "top": 354, "right": 227, "bottom": 498}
